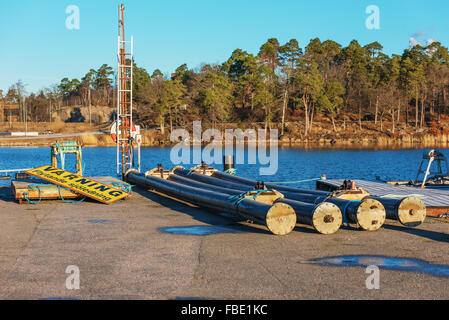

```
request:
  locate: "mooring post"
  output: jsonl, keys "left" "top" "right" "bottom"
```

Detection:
{"left": 223, "top": 155, "right": 235, "bottom": 172}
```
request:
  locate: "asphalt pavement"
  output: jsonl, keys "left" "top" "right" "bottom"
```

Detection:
{"left": 0, "top": 185, "right": 448, "bottom": 300}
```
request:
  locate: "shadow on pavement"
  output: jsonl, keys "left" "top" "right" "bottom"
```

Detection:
{"left": 383, "top": 223, "right": 449, "bottom": 243}
{"left": 132, "top": 186, "right": 273, "bottom": 235}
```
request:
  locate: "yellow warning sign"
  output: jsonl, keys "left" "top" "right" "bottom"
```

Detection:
{"left": 26, "top": 165, "right": 130, "bottom": 204}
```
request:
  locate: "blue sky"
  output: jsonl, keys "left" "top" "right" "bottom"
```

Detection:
{"left": 1, "top": 0, "right": 448, "bottom": 93}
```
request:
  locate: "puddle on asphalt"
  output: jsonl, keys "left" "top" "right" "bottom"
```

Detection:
{"left": 158, "top": 225, "right": 242, "bottom": 236}
{"left": 88, "top": 219, "right": 110, "bottom": 224}
{"left": 308, "top": 255, "right": 449, "bottom": 277}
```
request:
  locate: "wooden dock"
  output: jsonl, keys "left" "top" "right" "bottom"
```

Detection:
{"left": 316, "top": 179, "right": 449, "bottom": 217}
{"left": 12, "top": 177, "right": 128, "bottom": 204}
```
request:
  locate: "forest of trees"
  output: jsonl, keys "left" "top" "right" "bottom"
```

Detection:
{"left": 2, "top": 37, "right": 449, "bottom": 136}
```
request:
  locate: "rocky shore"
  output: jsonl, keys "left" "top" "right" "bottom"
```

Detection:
{"left": 1, "top": 130, "right": 449, "bottom": 150}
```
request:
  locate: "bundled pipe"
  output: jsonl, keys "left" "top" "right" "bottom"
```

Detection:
{"left": 278, "top": 192, "right": 386, "bottom": 231}
{"left": 171, "top": 169, "right": 343, "bottom": 234}
{"left": 175, "top": 168, "right": 383, "bottom": 231}
{"left": 211, "top": 170, "right": 426, "bottom": 227}
{"left": 367, "top": 196, "right": 426, "bottom": 227}
{"left": 125, "top": 169, "right": 296, "bottom": 236}
{"left": 212, "top": 170, "right": 330, "bottom": 196}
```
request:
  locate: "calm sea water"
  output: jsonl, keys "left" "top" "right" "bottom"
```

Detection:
{"left": 0, "top": 147, "right": 447, "bottom": 189}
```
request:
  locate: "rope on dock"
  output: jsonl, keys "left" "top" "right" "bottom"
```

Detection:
{"left": 112, "top": 182, "right": 133, "bottom": 195}
{"left": 112, "top": 182, "right": 133, "bottom": 203}
{"left": 187, "top": 164, "right": 202, "bottom": 175}
{"left": 224, "top": 168, "right": 236, "bottom": 176}
{"left": 24, "top": 184, "right": 43, "bottom": 205}
{"left": 57, "top": 185, "right": 86, "bottom": 204}
{"left": 23, "top": 184, "right": 87, "bottom": 204}
{"left": 228, "top": 189, "right": 270, "bottom": 207}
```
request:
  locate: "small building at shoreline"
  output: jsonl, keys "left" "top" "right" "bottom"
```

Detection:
{"left": 0, "top": 102, "right": 20, "bottom": 123}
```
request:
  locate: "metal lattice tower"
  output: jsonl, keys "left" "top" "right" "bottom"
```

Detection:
{"left": 117, "top": 4, "right": 133, "bottom": 178}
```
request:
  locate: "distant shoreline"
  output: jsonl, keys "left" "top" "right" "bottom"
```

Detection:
{"left": 1, "top": 131, "right": 449, "bottom": 150}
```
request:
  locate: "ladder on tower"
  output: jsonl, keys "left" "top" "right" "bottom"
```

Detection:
{"left": 116, "top": 4, "right": 134, "bottom": 178}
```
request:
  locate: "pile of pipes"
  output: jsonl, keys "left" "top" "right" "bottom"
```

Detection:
{"left": 125, "top": 164, "right": 427, "bottom": 236}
